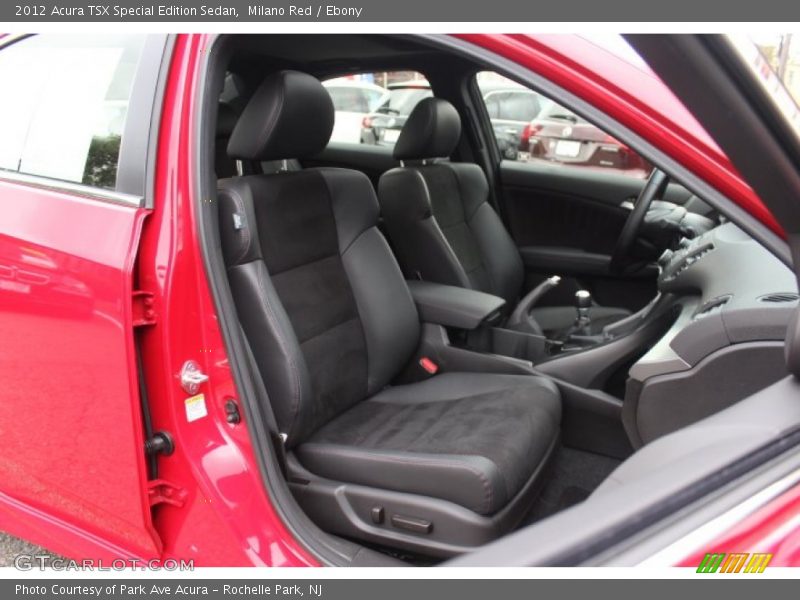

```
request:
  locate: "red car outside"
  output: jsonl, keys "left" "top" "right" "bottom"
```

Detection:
{"left": 0, "top": 32, "right": 797, "bottom": 568}
{"left": 524, "top": 103, "right": 654, "bottom": 178}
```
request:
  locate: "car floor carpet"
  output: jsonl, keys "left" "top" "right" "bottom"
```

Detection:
{"left": 521, "top": 445, "right": 621, "bottom": 526}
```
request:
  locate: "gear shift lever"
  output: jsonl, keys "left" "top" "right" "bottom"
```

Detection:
{"left": 574, "top": 290, "right": 592, "bottom": 335}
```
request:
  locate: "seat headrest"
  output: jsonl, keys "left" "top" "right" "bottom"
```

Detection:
{"left": 393, "top": 97, "right": 461, "bottom": 161}
{"left": 227, "top": 70, "right": 334, "bottom": 161}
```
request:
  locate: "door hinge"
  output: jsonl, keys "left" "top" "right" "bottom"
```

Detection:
{"left": 147, "top": 479, "right": 187, "bottom": 508}
{"left": 132, "top": 290, "right": 156, "bottom": 327}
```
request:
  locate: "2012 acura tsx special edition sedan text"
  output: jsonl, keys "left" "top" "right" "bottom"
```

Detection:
{"left": 1, "top": 33, "right": 800, "bottom": 567}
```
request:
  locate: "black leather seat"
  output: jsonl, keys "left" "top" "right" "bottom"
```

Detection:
{"left": 215, "top": 102, "right": 240, "bottom": 178}
{"left": 217, "top": 71, "right": 561, "bottom": 555}
{"left": 378, "top": 97, "right": 630, "bottom": 337}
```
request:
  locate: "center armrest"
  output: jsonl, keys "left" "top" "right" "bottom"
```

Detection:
{"left": 406, "top": 280, "right": 506, "bottom": 330}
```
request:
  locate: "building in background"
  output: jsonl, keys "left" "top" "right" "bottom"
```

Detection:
{"left": 756, "top": 34, "right": 800, "bottom": 104}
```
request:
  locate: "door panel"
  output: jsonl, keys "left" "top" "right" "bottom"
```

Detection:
{"left": 0, "top": 181, "right": 159, "bottom": 557}
{"left": 502, "top": 159, "right": 692, "bottom": 251}
{"left": 499, "top": 160, "right": 673, "bottom": 311}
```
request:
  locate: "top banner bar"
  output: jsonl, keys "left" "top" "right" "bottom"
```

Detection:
{"left": 3, "top": 0, "right": 800, "bottom": 22}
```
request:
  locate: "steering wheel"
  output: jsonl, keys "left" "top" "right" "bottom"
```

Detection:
{"left": 610, "top": 169, "right": 670, "bottom": 274}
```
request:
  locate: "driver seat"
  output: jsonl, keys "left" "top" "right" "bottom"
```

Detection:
{"left": 378, "top": 97, "right": 630, "bottom": 337}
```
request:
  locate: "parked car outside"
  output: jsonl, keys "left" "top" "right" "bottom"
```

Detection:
{"left": 361, "top": 80, "right": 546, "bottom": 158}
{"left": 360, "top": 81, "right": 433, "bottom": 146}
{"left": 480, "top": 83, "right": 546, "bottom": 159}
{"left": 525, "top": 102, "right": 653, "bottom": 177}
{"left": 323, "top": 78, "right": 389, "bottom": 143}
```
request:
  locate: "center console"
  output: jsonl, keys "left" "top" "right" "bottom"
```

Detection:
{"left": 622, "top": 223, "right": 797, "bottom": 447}
{"left": 401, "top": 279, "right": 645, "bottom": 459}
{"left": 403, "top": 223, "right": 798, "bottom": 457}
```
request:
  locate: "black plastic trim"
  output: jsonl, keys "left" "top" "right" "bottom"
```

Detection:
{"left": 550, "top": 426, "right": 800, "bottom": 565}
{"left": 116, "top": 34, "right": 171, "bottom": 201}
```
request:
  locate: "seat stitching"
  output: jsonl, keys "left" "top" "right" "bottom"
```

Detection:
{"left": 269, "top": 252, "right": 340, "bottom": 277}
{"left": 220, "top": 187, "right": 252, "bottom": 265}
{"left": 397, "top": 398, "right": 464, "bottom": 450}
{"left": 304, "top": 444, "right": 495, "bottom": 513}
{"left": 448, "top": 166, "right": 495, "bottom": 293}
{"left": 413, "top": 169, "right": 472, "bottom": 289}
{"left": 255, "top": 264, "right": 302, "bottom": 441}
{"left": 297, "top": 316, "right": 360, "bottom": 347}
{"left": 370, "top": 382, "right": 550, "bottom": 405}
{"left": 315, "top": 169, "right": 373, "bottom": 255}
{"left": 316, "top": 169, "right": 372, "bottom": 392}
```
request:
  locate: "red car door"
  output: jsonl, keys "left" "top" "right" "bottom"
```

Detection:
{"left": 0, "top": 34, "right": 166, "bottom": 559}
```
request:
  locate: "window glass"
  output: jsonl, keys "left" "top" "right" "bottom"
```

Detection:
{"left": 735, "top": 34, "right": 800, "bottom": 143}
{"left": 326, "top": 84, "right": 386, "bottom": 113}
{"left": 476, "top": 71, "right": 652, "bottom": 177}
{"left": 323, "top": 71, "right": 430, "bottom": 146}
{"left": 0, "top": 34, "right": 146, "bottom": 190}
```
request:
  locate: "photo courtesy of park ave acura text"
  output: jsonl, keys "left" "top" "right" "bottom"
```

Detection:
{"left": 1, "top": 2, "right": 800, "bottom": 591}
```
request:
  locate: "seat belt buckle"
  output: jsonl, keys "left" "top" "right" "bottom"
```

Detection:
{"left": 418, "top": 357, "right": 439, "bottom": 375}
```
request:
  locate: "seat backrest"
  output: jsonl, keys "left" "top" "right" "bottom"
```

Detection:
{"left": 218, "top": 71, "right": 419, "bottom": 446}
{"left": 378, "top": 97, "right": 524, "bottom": 307}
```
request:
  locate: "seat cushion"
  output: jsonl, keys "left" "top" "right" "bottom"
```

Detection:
{"left": 295, "top": 373, "right": 561, "bottom": 515}
{"left": 531, "top": 305, "right": 631, "bottom": 336}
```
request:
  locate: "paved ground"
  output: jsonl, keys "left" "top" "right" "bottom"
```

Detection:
{"left": 0, "top": 532, "right": 58, "bottom": 567}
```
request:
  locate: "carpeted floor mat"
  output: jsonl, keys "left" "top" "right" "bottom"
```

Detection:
{"left": 521, "top": 445, "right": 621, "bottom": 526}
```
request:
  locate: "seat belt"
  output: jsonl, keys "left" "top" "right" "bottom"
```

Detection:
{"left": 238, "top": 324, "right": 289, "bottom": 479}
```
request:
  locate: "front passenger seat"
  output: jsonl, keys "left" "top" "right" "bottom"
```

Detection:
{"left": 218, "top": 71, "right": 561, "bottom": 556}
{"left": 378, "top": 97, "right": 631, "bottom": 337}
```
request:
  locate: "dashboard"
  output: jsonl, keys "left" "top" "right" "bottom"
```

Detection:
{"left": 631, "top": 222, "right": 797, "bottom": 380}
{"left": 625, "top": 222, "right": 798, "bottom": 445}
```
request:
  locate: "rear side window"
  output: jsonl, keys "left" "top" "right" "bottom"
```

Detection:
{"left": 326, "top": 84, "right": 386, "bottom": 113}
{"left": 322, "top": 71, "right": 430, "bottom": 146}
{"left": 0, "top": 34, "right": 146, "bottom": 190}
{"left": 476, "top": 70, "right": 652, "bottom": 178}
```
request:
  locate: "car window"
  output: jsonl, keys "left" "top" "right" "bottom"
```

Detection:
{"left": 476, "top": 71, "right": 652, "bottom": 178}
{"left": 0, "top": 34, "right": 147, "bottom": 191}
{"left": 484, "top": 91, "right": 542, "bottom": 122}
{"left": 325, "top": 85, "right": 386, "bottom": 113}
{"left": 323, "top": 71, "right": 429, "bottom": 146}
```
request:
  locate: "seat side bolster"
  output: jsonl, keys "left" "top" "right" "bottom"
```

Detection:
{"left": 295, "top": 443, "right": 507, "bottom": 515}
{"left": 226, "top": 261, "right": 313, "bottom": 446}
{"left": 317, "top": 167, "right": 380, "bottom": 252}
{"left": 218, "top": 177, "right": 314, "bottom": 445}
{"left": 341, "top": 229, "right": 420, "bottom": 395}
{"left": 447, "top": 163, "right": 525, "bottom": 305}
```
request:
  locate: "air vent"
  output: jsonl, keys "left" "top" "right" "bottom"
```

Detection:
{"left": 759, "top": 293, "right": 800, "bottom": 303}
